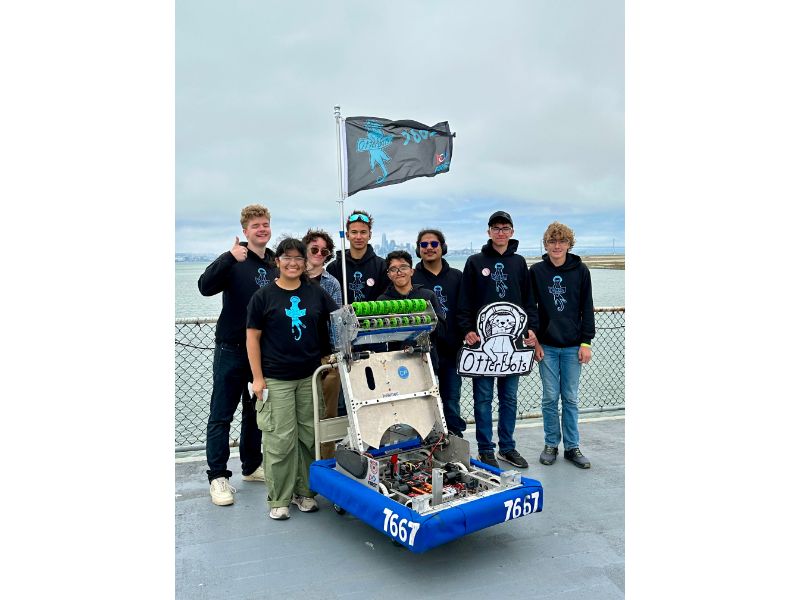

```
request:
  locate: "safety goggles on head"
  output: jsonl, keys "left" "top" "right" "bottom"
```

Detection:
{"left": 418, "top": 241, "right": 440, "bottom": 249}
{"left": 348, "top": 213, "right": 370, "bottom": 224}
{"left": 309, "top": 247, "right": 331, "bottom": 256}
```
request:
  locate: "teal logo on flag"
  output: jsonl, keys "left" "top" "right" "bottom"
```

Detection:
{"left": 356, "top": 120, "right": 394, "bottom": 184}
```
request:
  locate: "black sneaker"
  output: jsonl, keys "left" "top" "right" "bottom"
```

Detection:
{"left": 498, "top": 449, "right": 529, "bottom": 468}
{"left": 478, "top": 453, "right": 500, "bottom": 469}
{"left": 564, "top": 447, "right": 591, "bottom": 469}
{"left": 539, "top": 446, "right": 558, "bottom": 465}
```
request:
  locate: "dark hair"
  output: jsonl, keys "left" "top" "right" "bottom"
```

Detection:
{"left": 346, "top": 209, "right": 374, "bottom": 230}
{"left": 386, "top": 250, "right": 413, "bottom": 268}
{"left": 416, "top": 228, "right": 445, "bottom": 246}
{"left": 275, "top": 237, "right": 307, "bottom": 259}
{"left": 302, "top": 228, "right": 336, "bottom": 263}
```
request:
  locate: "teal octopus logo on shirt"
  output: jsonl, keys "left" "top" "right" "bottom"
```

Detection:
{"left": 285, "top": 295, "right": 307, "bottom": 340}
{"left": 349, "top": 271, "right": 366, "bottom": 302}
{"left": 433, "top": 285, "right": 448, "bottom": 315}
{"left": 356, "top": 120, "right": 394, "bottom": 184}
{"left": 492, "top": 263, "right": 508, "bottom": 298}
{"left": 548, "top": 276, "right": 567, "bottom": 312}
{"left": 255, "top": 268, "right": 269, "bottom": 287}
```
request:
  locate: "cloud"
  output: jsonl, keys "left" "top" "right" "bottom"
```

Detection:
{"left": 176, "top": 0, "right": 624, "bottom": 254}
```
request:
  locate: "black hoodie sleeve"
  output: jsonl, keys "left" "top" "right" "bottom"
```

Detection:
{"left": 518, "top": 260, "right": 539, "bottom": 334}
{"left": 579, "top": 265, "right": 596, "bottom": 344}
{"left": 375, "top": 257, "right": 390, "bottom": 298}
{"left": 456, "top": 259, "right": 477, "bottom": 336}
{"left": 198, "top": 251, "right": 237, "bottom": 296}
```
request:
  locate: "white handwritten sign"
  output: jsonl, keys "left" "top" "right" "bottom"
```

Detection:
{"left": 457, "top": 302, "right": 534, "bottom": 377}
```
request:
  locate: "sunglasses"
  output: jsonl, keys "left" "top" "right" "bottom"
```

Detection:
{"left": 348, "top": 214, "right": 370, "bottom": 223}
{"left": 418, "top": 241, "right": 440, "bottom": 249}
{"left": 309, "top": 247, "right": 331, "bottom": 256}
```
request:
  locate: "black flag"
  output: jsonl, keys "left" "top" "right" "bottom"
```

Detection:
{"left": 344, "top": 116, "right": 454, "bottom": 196}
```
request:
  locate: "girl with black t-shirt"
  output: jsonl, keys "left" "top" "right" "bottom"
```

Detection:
{"left": 246, "top": 238, "right": 339, "bottom": 520}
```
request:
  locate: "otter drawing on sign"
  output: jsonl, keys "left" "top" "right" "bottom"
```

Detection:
{"left": 457, "top": 302, "right": 535, "bottom": 377}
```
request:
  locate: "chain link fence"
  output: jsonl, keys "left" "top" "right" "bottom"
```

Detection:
{"left": 175, "top": 308, "right": 625, "bottom": 451}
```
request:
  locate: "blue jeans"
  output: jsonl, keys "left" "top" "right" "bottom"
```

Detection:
{"left": 538, "top": 344, "right": 582, "bottom": 450}
{"left": 206, "top": 342, "right": 263, "bottom": 482}
{"left": 472, "top": 375, "right": 520, "bottom": 455}
{"left": 438, "top": 365, "right": 467, "bottom": 436}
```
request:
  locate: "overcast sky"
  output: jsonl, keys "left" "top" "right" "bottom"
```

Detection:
{"left": 176, "top": 0, "right": 624, "bottom": 255}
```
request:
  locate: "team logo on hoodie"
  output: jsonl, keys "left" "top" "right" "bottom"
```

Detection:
{"left": 433, "top": 285, "right": 448, "bottom": 315}
{"left": 255, "top": 268, "right": 269, "bottom": 287}
{"left": 548, "top": 275, "right": 567, "bottom": 312}
{"left": 349, "top": 271, "right": 366, "bottom": 301}
{"left": 491, "top": 263, "right": 508, "bottom": 298}
{"left": 284, "top": 295, "right": 307, "bottom": 341}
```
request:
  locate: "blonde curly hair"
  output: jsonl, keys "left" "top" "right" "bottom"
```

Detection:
{"left": 239, "top": 204, "right": 271, "bottom": 228}
{"left": 542, "top": 221, "right": 575, "bottom": 250}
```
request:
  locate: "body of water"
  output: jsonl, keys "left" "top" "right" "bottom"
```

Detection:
{"left": 176, "top": 258, "right": 624, "bottom": 319}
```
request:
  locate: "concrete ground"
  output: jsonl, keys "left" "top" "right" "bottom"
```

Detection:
{"left": 176, "top": 414, "right": 624, "bottom": 600}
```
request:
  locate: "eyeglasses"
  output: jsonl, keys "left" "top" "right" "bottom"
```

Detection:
{"left": 308, "top": 247, "right": 331, "bottom": 256}
{"left": 490, "top": 226, "right": 513, "bottom": 234}
{"left": 278, "top": 255, "right": 305, "bottom": 264}
{"left": 387, "top": 265, "right": 411, "bottom": 274}
{"left": 546, "top": 239, "right": 569, "bottom": 246}
{"left": 418, "top": 241, "right": 440, "bottom": 249}
{"left": 348, "top": 214, "right": 371, "bottom": 224}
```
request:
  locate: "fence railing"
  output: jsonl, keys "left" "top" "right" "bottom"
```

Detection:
{"left": 175, "top": 308, "right": 625, "bottom": 451}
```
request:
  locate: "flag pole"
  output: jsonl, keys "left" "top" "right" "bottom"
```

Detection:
{"left": 334, "top": 105, "right": 349, "bottom": 305}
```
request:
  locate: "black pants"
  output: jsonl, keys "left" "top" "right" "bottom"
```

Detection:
{"left": 206, "top": 342, "right": 263, "bottom": 482}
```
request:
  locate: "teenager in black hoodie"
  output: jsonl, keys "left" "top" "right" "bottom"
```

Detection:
{"left": 411, "top": 228, "right": 467, "bottom": 437}
{"left": 325, "top": 209, "right": 389, "bottom": 303}
{"left": 379, "top": 250, "right": 446, "bottom": 370}
{"left": 197, "top": 204, "right": 277, "bottom": 506}
{"left": 530, "top": 222, "right": 595, "bottom": 469}
{"left": 456, "top": 211, "right": 539, "bottom": 469}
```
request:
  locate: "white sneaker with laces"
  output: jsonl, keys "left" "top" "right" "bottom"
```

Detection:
{"left": 209, "top": 477, "right": 236, "bottom": 506}
{"left": 242, "top": 466, "right": 265, "bottom": 482}
{"left": 269, "top": 507, "right": 290, "bottom": 520}
{"left": 291, "top": 495, "right": 319, "bottom": 512}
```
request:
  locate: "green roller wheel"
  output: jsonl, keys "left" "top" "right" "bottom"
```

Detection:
{"left": 361, "top": 319, "right": 370, "bottom": 329}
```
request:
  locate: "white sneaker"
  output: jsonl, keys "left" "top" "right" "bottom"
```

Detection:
{"left": 242, "top": 466, "right": 265, "bottom": 482}
{"left": 210, "top": 477, "right": 236, "bottom": 506}
{"left": 291, "top": 495, "right": 319, "bottom": 512}
{"left": 269, "top": 507, "right": 290, "bottom": 520}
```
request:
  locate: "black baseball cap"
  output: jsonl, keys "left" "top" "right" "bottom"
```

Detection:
{"left": 488, "top": 211, "right": 513, "bottom": 227}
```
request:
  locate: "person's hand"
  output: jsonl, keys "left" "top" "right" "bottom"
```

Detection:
{"left": 523, "top": 329, "right": 538, "bottom": 348}
{"left": 535, "top": 345, "right": 544, "bottom": 362}
{"left": 578, "top": 346, "right": 592, "bottom": 364}
{"left": 230, "top": 236, "right": 248, "bottom": 262}
{"left": 252, "top": 377, "right": 267, "bottom": 400}
{"left": 464, "top": 331, "right": 481, "bottom": 346}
